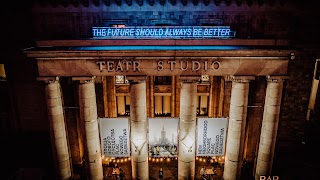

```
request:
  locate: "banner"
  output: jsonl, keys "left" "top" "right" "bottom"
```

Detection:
{"left": 148, "top": 118, "right": 178, "bottom": 157}
{"left": 196, "top": 118, "right": 228, "bottom": 156}
{"left": 99, "top": 118, "right": 130, "bottom": 157}
{"left": 92, "top": 26, "right": 236, "bottom": 39}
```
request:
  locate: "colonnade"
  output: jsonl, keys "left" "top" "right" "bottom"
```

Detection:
{"left": 39, "top": 75, "right": 287, "bottom": 180}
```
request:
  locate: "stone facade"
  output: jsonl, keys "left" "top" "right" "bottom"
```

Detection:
{"left": 2, "top": 0, "right": 320, "bottom": 179}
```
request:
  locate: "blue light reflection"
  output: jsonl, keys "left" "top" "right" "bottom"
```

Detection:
{"left": 70, "top": 46, "right": 251, "bottom": 51}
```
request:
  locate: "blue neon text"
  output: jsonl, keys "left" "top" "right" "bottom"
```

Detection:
{"left": 92, "top": 26, "right": 236, "bottom": 39}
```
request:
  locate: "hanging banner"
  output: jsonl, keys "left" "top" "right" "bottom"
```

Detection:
{"left": 148, "top": 118, "right": 178, "bottom": 157}
{"left": 196, "top": 118, "right": 228, "bottom": 156}
{"left": 99, "top": 118, "right": 130, "bottom": 157}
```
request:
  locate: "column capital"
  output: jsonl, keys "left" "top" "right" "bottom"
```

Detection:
{"left": 225, "top": 75, "right": 255, "bottom": 83}
{"left": 126, "top": 76, "right": 147, "bottom": 84}
{"left": 266, "top": 75, "right": 290, "bottom": 82}
{"left": 37, "top": 76, "right": 59, "bottom": 84}
{"left": 72, "top": 76, "right": 96, "bottom": 83}
{"left": 179, "top": 75, "right": 201, "bottom": 83}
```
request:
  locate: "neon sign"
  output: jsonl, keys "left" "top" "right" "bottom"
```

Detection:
{"left": 92, "top": 26, "right": 236, "bottom": 39}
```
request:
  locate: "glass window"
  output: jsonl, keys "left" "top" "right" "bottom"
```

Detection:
{"left": 155, "top": 96, "right": 171, "bottom": 117}
{"left": 154, "top": 76, "right": 171, "bottom": 85}
{"left": 197, "top": 96, "right": 208, "bottom": 116}
{"left": 117, "top": 96, "right": 130, "bottom": 116}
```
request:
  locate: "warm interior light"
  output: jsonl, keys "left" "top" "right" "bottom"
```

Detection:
{"left": 163, "top": 96, "right": 171, "bottom": 114}
{"left": 0, "top": 64, "right": 6, "bottom": 79}
{"left": 155, "top": 96, "right": 162, "bottom": 114}
{"left": 117, "top": 96, "right": 126, "bottom": 115}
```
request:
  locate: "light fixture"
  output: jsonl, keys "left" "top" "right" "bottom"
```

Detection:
{"left": 290, "top": 52, "right": 295, "bottom": 60}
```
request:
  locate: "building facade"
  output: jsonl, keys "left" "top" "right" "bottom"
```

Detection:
{"left": 2, "top": 0, "right": 320, "bottom": 180}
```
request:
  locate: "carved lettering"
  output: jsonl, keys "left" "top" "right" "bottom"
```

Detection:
{"left": 115, "top": 61, "right": 124, "bottom": 71}
{"left": 180, "top": 61, "right": 188, "bottom": 71}
{"left": 192, "top": 61, "right": 200, "bottom": 71}
{"left": 204, "top": 61, "right": 208, "bottom": 71}
{"left": 95, "top": 60, "right": 221, "bottom": 73}
{"left": 107, "top": 61, "right": 114, "bottom": 71}
{"left": 212, "top": 61, "right": 220, "bottom": 70}
{"left": 168, "top": 61, "right": 176, "bottom": 70}
{"left": 96, "top": 61, "right": 105, "bottom": 71}
{"left": 158, "top": 61, "right": 163, "bottom": 71}
{"left": 124, "top": 61, "right": 131, "bottom": 71}
{"left": 133, "top": 61, "right": 141, "bottom": 72}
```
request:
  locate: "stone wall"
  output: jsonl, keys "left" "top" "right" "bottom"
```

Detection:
{"left": 278, "top": 53, "right": 316, "bottom": 143}
{"left": 29, "top": 2, "right": 319, "bottom": 41}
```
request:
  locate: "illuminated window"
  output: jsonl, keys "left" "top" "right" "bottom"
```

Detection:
{"left": 115, "top": 76, "right": 129, "bottom": 84}
{"left": 154, "top": 76, "right": 171, "bottom": 85}
{"left": 112, "top": 24, "right": 126, "bottom": 28}
{"left": 155, "top": 96, "right": 171, "bottom": 117}
{"left": 197, "top": 96, "right": 208, "bottom": 116}
{"left": 116, "top": 96, "right": 130, "bottom": 116}
{"left": 0, "top": 64, "right": 6, "bottom": 81}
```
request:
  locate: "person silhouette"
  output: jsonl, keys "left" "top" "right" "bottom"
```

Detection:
{"left": 159, "top": 167, "right": 164, "bottom": 179}
{"left": 200, "top": 167, "right": 206, "bottom": 179}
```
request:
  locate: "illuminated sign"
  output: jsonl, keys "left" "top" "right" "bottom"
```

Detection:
{"left": 92, "top": 26, "right": 236, "bottom": 39}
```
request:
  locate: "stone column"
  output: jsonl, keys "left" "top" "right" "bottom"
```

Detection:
{"left": 127, "top": 76, "right": 149, "bottom": 180}
{"left": 223, "top": 76, "right": 255, "bottom": 180}
{"left": 178, "top": 76, "right": 199, "bottom": 180}
{"left": 171, "top": 75, "right": 176, "bottom": 117}
{"left": 150, "top": 76, "right": 155, "bottom": 118}
{"left": 38, "top": 77, "right": 72, "bottom": 180}
{"left": 73, "top": 77, "right": 103, "bottom": 180}
{"left": 255, "top": 76, "right": 288, "bottom": 180}
{"left": 208, "top": 76, "right": 214, "bottom": 117}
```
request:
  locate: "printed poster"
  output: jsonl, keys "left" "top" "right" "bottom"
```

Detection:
{"left": 148, "top": 118, "right": 178, "bottom": 157}
{"left": 197, "top": 118, "right": 228, "bottom": 156}
{"left": 99, "top": 118, "right": 130, "bottom": 157}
